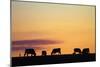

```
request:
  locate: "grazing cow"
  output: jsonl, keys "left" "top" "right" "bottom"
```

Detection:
{"left": 82, "top": 48, "right": 90, "bottom": 54}
{"left": 41, "top": 51, "right": 47, "bottom": 56}
{"left": 24, "top": 48, "right": 36, "bottom": 56}
{"left": 73, "top": 48, "right": 81, "bottom": 54}
{"left": 51, "top": 48, "right": 61, "bottom": 55}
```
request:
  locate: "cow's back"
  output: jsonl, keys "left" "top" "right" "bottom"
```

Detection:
{"left": 82, "top": 48, "right": 90, "bottom": 54}
{"left": 74, "top": 48, "right": 81, "bottom": 51}
{"left": 25, "top": 49, "right": 35, "bottom": 54}
{"left": 52, "top": 48, "right": 60, "bottom": 52}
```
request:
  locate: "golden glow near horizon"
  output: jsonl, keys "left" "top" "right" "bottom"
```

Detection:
{"left": 12, "top": 1, "right": 95, "bottom": 57}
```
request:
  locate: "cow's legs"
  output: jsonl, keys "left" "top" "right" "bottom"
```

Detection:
{"left": 30, "top": 53, "right": 36, "bottom": 56}
{"left": 73, "top": 51, "right": 81, "bottom": 54}
{"left": 51, "top": 52, "right": 53, "bottom": 55}
{"left": 34, "top": 53, "right": 36, "bottom": 56}
{"left": 79, "top": 51, "right": 81, "bottom": 54}
{"left": 24, "top": 53, "right": 26, "bottom": 57}
{"left": 27, "top": 53, "right": 28, "bottom": 56}
{"left": 31, "top": 54, "right": 33, "bottom": 56}
{"left": 59, "top": 52, "right": 61, "bottom": 55}
{"left": 24, "top": 54, "right": 25, "bottom": 56}
{"left": 73, "top": 51, "right": 76, "bottom": 55}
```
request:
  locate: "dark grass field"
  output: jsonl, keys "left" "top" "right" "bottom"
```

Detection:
{"left": 11, "top": 53, "right": 96, "bottom": 67}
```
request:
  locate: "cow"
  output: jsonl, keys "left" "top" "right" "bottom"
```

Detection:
{"left": 41, "top": 50, "right": 47, "bottom": 56}
{"left": 82, "top": 48, "right": 90, "bottom": 54}
{"left": 24, "top": 48, "right": 36, "bottom": 56}
{"left": 51, "top": 48, "right": 61, "bottom": 55}
{"left": 73, "top": 48, "right": 81, "bottom": 55}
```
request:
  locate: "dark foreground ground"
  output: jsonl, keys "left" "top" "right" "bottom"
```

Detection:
{"left": 12, "top": 53, "right": 96, "bottom": 67}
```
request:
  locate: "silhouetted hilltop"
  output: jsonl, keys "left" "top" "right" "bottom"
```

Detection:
{"left": 12, "top": 53, "right": 96, "bottom": 67}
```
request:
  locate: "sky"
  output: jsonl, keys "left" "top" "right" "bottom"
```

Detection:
{"left": 11, "top": 1, "right": 95, "bottom": 57}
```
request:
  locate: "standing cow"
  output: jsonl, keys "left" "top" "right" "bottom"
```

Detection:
{"left": 51, "top": 48, "right": 61, "bottom": 55}
{"left": 24, "top": 48, "right": 36, "bottom": 56}
{"left": 41, "top": 50, "right": 47, "bottom": 56}
{"left": 73, "top": 48, "right": 81, "bottom": 54}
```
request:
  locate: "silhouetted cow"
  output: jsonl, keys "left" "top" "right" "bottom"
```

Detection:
{"left": 51, "top": 48, "right": 61, "bottom": 55}
{"left": 73, "top": 48, "right": 81, "bottom": 54}
{"left": 41, "top": 51, "right": 47, "bottom": 56}
{"left": 82, "top": 48, "right": 90, "bottom": 54}
{"left": 24, "top": 48, "right": 36, "bottom": 56}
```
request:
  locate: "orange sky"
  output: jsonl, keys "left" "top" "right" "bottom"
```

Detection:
{"left": 12, "top": 1, "right": 95, "bottom": 57}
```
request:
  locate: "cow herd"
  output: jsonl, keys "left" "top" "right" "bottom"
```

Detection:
{"left": 23, "top": 48, "right": 90, "bottom": 57}
{"left": 73, "top": 48, "right": 90, "bottom": 55}
{"left": 24, "top": 48, "right": 61, "bottom": 57}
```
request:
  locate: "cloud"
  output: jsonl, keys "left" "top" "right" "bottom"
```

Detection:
{"left": 12, "top": 39, "right": 62, "bottom": 45}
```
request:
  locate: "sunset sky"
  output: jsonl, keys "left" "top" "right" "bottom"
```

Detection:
{"left": 12, "top": 1, "right": 95, "bottom": 57}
